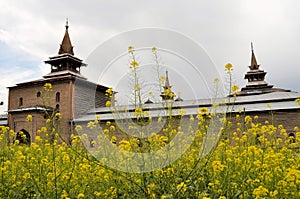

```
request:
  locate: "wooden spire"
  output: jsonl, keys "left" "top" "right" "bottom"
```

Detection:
{"left": 164, "top": 70, "right": 171, "bottom": 89}
{"left": 250, "top": 42, "right": 259, "bottom": 70}
{"left": 58, "top": 19, "right": 74, "bottom": 55}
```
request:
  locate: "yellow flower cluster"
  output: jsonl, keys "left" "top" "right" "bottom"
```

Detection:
{"left": 106, "top": 101, "right": 111, "bottom": 107}
{"left": 224, "top": 63, "right": 233, "bottom": 71}
{"left": 26, "top": 114, "right": 32, "bottom": 122}
{"left": 43, "top": 83, "right": 52, "bottom": 91}
{"left": 231, "top": 85, "right": 239, "bottom": 93}
{"left": 105, "top": 87, "right": 113, "bottom": 98}
{"left": 134, "top": 107, "right": 143, "bottom": 116}
{"left": 1, "top": 109, "right": 300, "bottom": 198}
{"left": 128, "top": 46, "right": 134, "bottom": 54}
{"left": 130, "top": 61, "right": 139, "bottom": 69}
{"left": 55, "top": 112, "right": 62, "bottom": 119}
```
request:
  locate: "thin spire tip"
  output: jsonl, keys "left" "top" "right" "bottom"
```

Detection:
{"left": 65, "top": 18, "right": 69, "bottom": 30}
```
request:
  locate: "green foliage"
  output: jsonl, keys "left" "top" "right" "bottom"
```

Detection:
{"left": 1, "top": 114, "right": 300, "bottom": 198}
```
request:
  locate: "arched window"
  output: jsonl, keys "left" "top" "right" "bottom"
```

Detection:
{"left": 37, "top": 91, "right": 41, "bottom": 97}
{"left": 19, "top": 97, "right": 23, "bottom": 106}
{"left": 56, "top": 92, "right": 60, "bottom": 103}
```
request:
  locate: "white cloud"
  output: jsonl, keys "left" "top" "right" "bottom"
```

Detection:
{"left": 0, "top": 68, "right": 37, "bottom": 114}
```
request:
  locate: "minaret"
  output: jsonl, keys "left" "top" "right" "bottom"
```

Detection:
{"left": 160, "top": 70, "right": 175, "bottom": 100}
{"left": 240, "top": 43, "right": 274, "bottom": 95}
{"left": 45, "top": 19, "right": 86, "bottom": 74}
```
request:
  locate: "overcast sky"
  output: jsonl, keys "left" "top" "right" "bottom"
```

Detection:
{"left": 1, "top": 0, "right": 300, "bottom": 114}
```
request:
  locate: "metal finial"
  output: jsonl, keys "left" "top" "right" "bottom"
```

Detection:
{"left": 65, "top": 18, "right": 69, "bottom": 30}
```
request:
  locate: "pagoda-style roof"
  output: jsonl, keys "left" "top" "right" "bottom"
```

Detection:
{"left": 45, "top": 20, "right": 86, "bottom": 74}
{"left": 58, "top": 20, "right": 74, "bottom": 55}
{"left": 45, "top": 53, "right": 86, "bottom": 73}
{"left": 239, "top": 43, "right": 290, "bottom": 96}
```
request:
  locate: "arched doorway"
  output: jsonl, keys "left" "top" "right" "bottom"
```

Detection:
{"left": 15, "top": 129, "right": 31, "bottom": 145}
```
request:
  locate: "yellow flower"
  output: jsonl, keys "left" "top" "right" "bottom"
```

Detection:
{"left": 225, "top": 63, "right": 233, "bottom": 70}
{"left": 190, "top": 115, "right": 194, "bottom": 121}
{"left": 169, "top": 92, "right": 175, "bottom": 99}
{"left": 253, "top": 185, "right": 268, "bottom": 197}
{"left": 178, "top": 109, "right": 186, "bottom": 116}
{"left": 199, "top": 107, "right": 209, "bottom": 115}
{"left": 77, "top": 193, "right": 84, "bottom": 199}
{"left": 0, "top": 126, "right": 6, "bottom": 133}
{"left": 87, "top": 121, "right": 96, "bottom": 129}
{"left": 61, "top": 190, "right": 69, "bottom": 198}
{"left": 152, "top": 47, "right": 157, "bottom": 52}
{"left": 214, "top": 78, "right": 220, "bottom": 83}
{"left": 130, "top": 61, "right": 139, "bottom": 68}
{"left": 26, "top": 114, "right": 32, "bottom": 122}
{"left": 95, "top": 115, "right": 101, "bottom": 120}
{"left": 43, "top": 83, "right": 52, "bottom": 91}
{"left": 111, "top": 136, "right": 117, "bottom": 144}
{"left": 105, "top": 87, "right": 113, "bottom": 98}
{"left": 295, "top": 98, "right": 300, "bottom": 105}
{"left": 128, "top": 46, "right": 134, "bottom": 53}
{"left": 103, "top": 129, "right": 109, "bottom": 134}
{"left": 211, "top": 160, "right": 226, "bottom": 172}
{"left": 134, "top": 107, "right": 143, "bottom": 116}
{"left": 160, "top": 76, "right": 166, "bottom": 84}
{"left": 106, "top": 101, "right": 111, "bottom": 107}
{"left": 35, "top": 136, "right": 41, "bottom": 142}
{"left": 270, "top": 190, "right": 278, "bottom": 197}
{"left": 94, "top": 191, "right": 101, "bottom": 197}
{"left": 158, "top": 116, "right": 162, "bottom": 123}
{"left": 244, "top": 115, "right": 252, "bottom": 123}
{"left": 110, "top": 125, "right": 115, "bottom": 132}
{"left": 14, "top": 139, "right": 20, "bottom": 145}
{"left": 62, "top": 154, "right": 70, "bottom": 162}
{"left": 75, "top": 125, "right": 83, "bottom": 132}
{"left": 55, "top": 112, "right": 61, "bottom": 119}
{"left": 134, "top": 84, "right": 140, "bottom": 91}
{"left": 231, "top": 85, "right": 239, "bottom": 93}
{"left": 176, "top": 182, "right": 186, "bottom": 190}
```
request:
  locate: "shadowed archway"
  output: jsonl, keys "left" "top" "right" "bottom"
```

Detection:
{"left": 15, "top": 129, "right": 31, "bottom": 145}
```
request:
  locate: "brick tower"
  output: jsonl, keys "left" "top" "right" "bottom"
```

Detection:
{"left": 8, "top": 21, "right": 109, "bottom": 142}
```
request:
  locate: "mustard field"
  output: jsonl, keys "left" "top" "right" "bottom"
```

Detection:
{"left": 1, "top": 113, "right": 300, "bottom": 199}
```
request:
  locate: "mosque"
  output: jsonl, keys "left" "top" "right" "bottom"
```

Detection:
{"left": 4, "top": 22, "right": 300, "bottom": 142}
